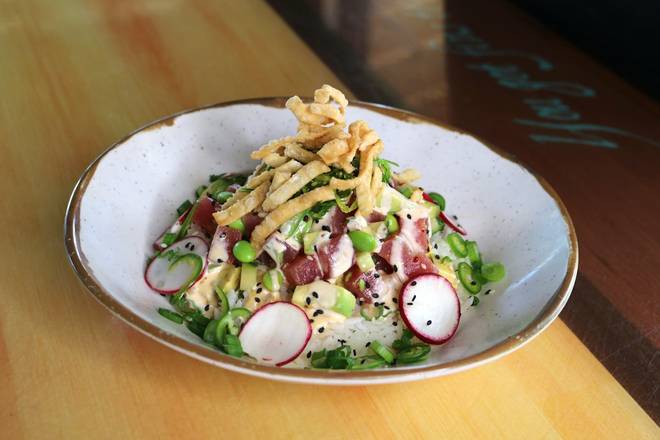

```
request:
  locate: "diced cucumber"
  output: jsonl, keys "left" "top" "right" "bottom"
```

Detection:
{"left": 303, "top": 232, "right": 320, "bottom": 255}
{"left": 239, "top": 263, "right": 257, "bottom": 291}
{"left": 356, "top": 252, "right": 375, "bottom": 272}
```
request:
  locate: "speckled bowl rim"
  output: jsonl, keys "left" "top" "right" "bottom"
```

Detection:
{"left": 64, "top": 98, "right": 578, "bottom": 385}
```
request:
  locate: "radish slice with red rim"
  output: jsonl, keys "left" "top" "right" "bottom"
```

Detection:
{"left": 239, "top": 301, "right": 312, "bottom": 366}
{"left": 145, "top": 236, "right": 209, "bottom": 294}
{"left": 439, "top": 211, "right": 467, "bottom": 236}
{"left": 399, "top": 273, "right": 461, "bottom": 345}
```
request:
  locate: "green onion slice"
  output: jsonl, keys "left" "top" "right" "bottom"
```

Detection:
{"left": 480, "top": 262, "right": 506, "bottom": 282}
{"left": 158, "top": 308, "right": 184, "bottom": 324}
{"left": 457, "top": 262, "right": 481, "bottom": 294}
{"left": 447, "top": 233, "right": 467, "bottom": 258}
{"left": 396, "top": 344, "right": 431, "bottom": 364}
{"left": 369, "top": 340, "right": 395, "bottom": 364}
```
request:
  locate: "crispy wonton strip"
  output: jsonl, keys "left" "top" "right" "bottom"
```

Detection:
{"left": 250, "top": 187, "right": 335, "bottom": 249}
{"left": 251, "top": 136, "right": 295, "bottom": 160}
{"left": 274, "top": 159, "right": 303, "bottom": 173}
{"left": 309, "top": 103, "right": 344, "bottom": 125}
{"left": 394, "top": 168, "right": 422, "bottom": 184}
{"left": 262, "top": 160, "right": 330, "bottom": 212}
{"left": 246, "top": 170, "right": 274, "bottom": 189}
{"left": 284, "top": 143, "right": 320, "bottom": 163}
{"left": 286, "top": 96, "right": 329, "bottom": 126}
{"left": 221, "top": 188, "right": 248, "bottom": 208}
{"left": 263, "top": 153, "right": 287, "bottom": 168}
{"left": 317, "top": 138, "right": 349, "bottom": 164}
{"left": 329, "top": 140, "right": 383, "bottom": 190}
{"left": 313, "top": 84, "right": 348, "bottom": 108}
{"left": 296, "top": 123, "right": 346, "bottom": 148}
{"left": 269, "top": 171, "right": 291, "bottom": 194}
{"left": 213, "top": 181, "right": 269, "bottom": 226}
{"left": 370, "top": 164, "right": 383, "bottom": 199}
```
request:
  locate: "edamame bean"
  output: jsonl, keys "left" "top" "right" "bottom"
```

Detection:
{"left": 233, "top": 240, "right": 256, "bottom": 263}
{"left": 228, "top": 218, "right": 245, "bottom": 234}
{"left": 263, "top": 269, "right": 283, "bottom": 291}
{"left": 348, "top": 230, "right": 377, "bottom": 252}
{"left": 384, "top": 214, "right": 399, "bottom": 234}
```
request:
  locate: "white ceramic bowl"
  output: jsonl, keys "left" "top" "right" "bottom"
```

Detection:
{"left": 65, "top": 98, "right": 577, "bottom": 384}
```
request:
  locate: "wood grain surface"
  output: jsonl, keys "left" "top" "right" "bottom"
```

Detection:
{"left": 0, "top": 0, "right": 657, "bottom": 438}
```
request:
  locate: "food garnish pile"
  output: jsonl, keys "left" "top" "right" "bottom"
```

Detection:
{"left": 145, "top": 85, "right": 505, "bottom": 368}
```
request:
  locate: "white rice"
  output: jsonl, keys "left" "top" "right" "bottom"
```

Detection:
{"left": 288, "top": 313, "right": 403, "bottom": 368}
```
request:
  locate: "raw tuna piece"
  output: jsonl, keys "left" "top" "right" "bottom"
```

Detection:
{"left": 208, "top": 225, "right": 242, "bottom": 264}
{"left": 191, "top": 196, "right": 218, "bottom": 235}
{"left": 343, "top": 265, "right": 386, "bottom": 303}
{"left": 316, "top": 234, "right": 354, "bottom": 279}
{"left": 243, "top": 213, "right": 263, "bottom": 238}
{"left": 283, "top": 254, "right": 323, "bottom": 286}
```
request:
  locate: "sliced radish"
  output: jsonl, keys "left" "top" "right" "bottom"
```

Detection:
{"left": 239, "top": 302, "right": 312, "bottom": 366}
{"left": 145, "top": 236, "right": 209, "bottom": 294}
{"left": 439, "top": 211, "right": 467, "bottom": 236}
{"left": 399, "top": 273, "right": 460, "bottom": 345}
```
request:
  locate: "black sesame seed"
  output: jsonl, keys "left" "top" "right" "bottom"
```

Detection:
{"left": 412, "top": 294, "right": 417, "bottom": 302}
{"left": 160, "top": 294, "right": 166, "bottom": 297}
{"left": 393, "top": 265, "right": 398, "bottom": 272}
{"left": 256, "top": 287, "right": 263, "bottom": 294}
{"left": 411, "top": 281, "right": 417, "bottom": 286}
{"left": 365, "top": 281, "right": 371, "bottom": 289}
{"left": 312, "top": 291, "right": 319, "bottom": 298}
{"left": 219, "top": 233, "right": 227, "bottom": 239}
{"left": 303, "top": 215, "right": 309, "bottom": 222}
{"left": 321, "top": 225, "right": 331, "bottom": 232}
{"left": 485, "top": 289, "right": 492, "bottom": 295}
{"left": 190, "top": 244, "right": 195, "bottom": 251}
{"left": 204, "top": 304, "right": 210, "bottom": 311}
{"left": 392, "top": 298, "right": 398, "bottom": 304}
{"left": 372, "top": 293, "right": 379, "bottom": 298}
{"left": 470, "top": 281, "right": 476, "bottom": 286}
{"left": 392, "top": 321, "right": 398, "bottom": 326}
{"left": 383, "top": 305, "right": 390, "bottom": 310}
{"left": 426, "top": 320, "right": 432, "bottom": 325}
{"left": 313, "top": 309, "right": 324, "bottom": 317}
{"left": 374, "top": 273, "right": 380, "bottom": 279}
{"left": 361, "top": 359, "right": 366, "bottom": 364}
{"left": 406, "top": 214, "right": 412, "bottom": 220}
{"left": 318, "top": 327, "right": 325, "bottom": 333}
{"left": 307, "top": 351, "right": 312, "bottom": 358}
{"left": 216, "top": 258, "right": 223, "bottom": 263}
{"left": 365, "top": 342, "right": 371, "bottom": 347}
{"left": 238, "top": 291, "right": 245, "bottom": 299}
{"left": 255, "top": 297, "right": 261, "bottom": 303}
{"left": 306, "top": 297, "right": 311, "bottom": 305}
{"left": 434, "top": 255, "right": 440, "bottom": 260}
{"left": 434, "top": 243, "right": 438, "bottom": 250}
{"left": 406, "top": 302, "right": 413, "bottom": 306}
{"left": 353, "top": 349, "right": 357, "bottom": 356}
{"left": 452, "top": 215, "right": 458, "bottom": 220}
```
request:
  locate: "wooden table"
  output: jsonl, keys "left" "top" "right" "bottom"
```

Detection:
{"left": 1, "top": 0, "right": 657, "bottom": 438}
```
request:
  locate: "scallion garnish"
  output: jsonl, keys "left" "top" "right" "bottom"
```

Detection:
{"left": 158, "top": 308, "right": 184, "bottom": 324}
{"left": 176, "top": 200, "right": 192, "bottom": 216}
